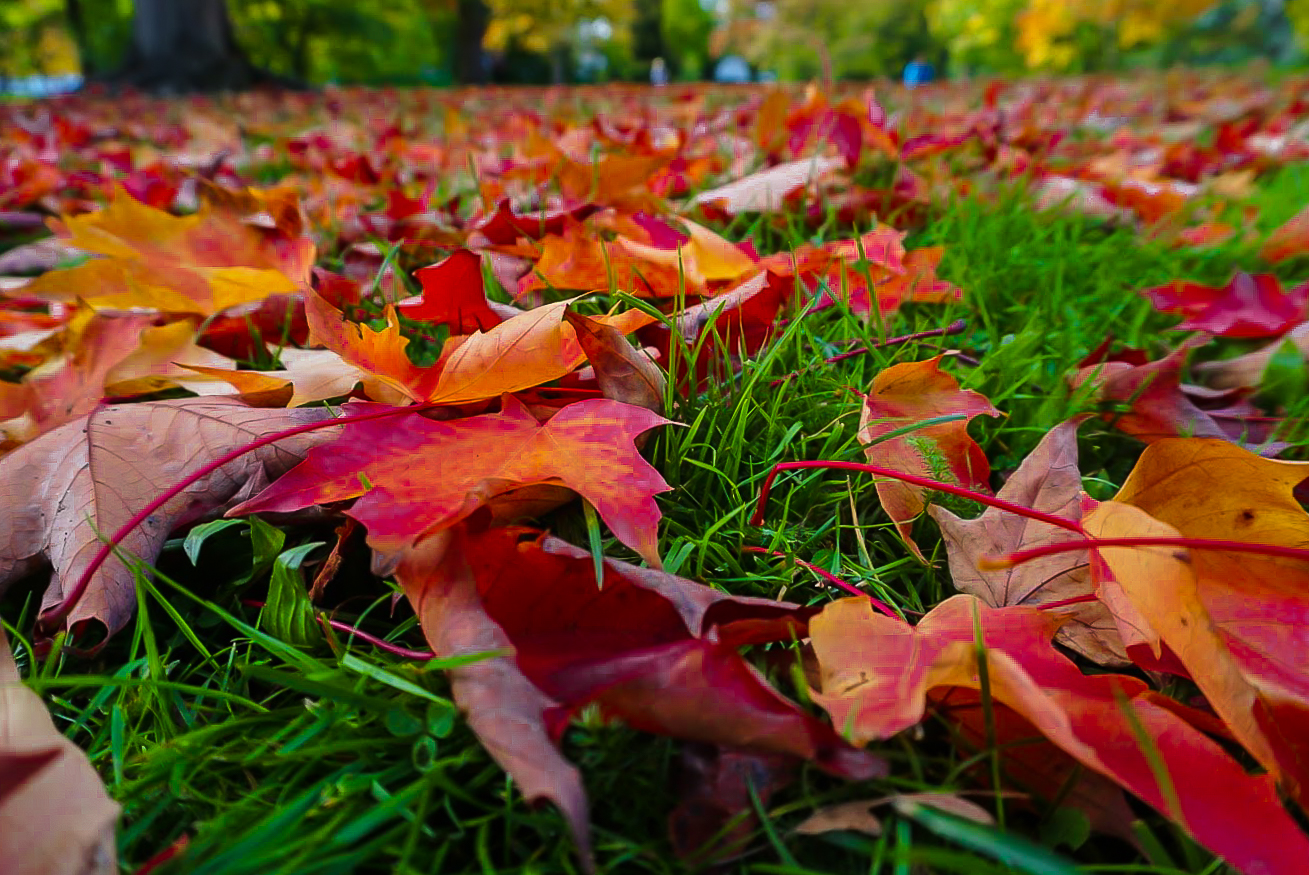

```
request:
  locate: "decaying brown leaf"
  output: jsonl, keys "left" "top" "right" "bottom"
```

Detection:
{"left": 0, "top": 398, "right": 337, "bottom": 641}
{"left": 928, "top": 420, "right": 1129, "bottom": 665}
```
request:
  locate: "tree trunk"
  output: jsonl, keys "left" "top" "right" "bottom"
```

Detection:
{"left": 107, "top": 0, "right": 298, "bottom": 94}
{"left": 452, "top": 0, "right": 490, "bottom": 85}
{"left": 65, "top": 0, "right": 97, "bottom": 78}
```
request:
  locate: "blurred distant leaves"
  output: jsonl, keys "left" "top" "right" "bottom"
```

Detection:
{"left": 1, "top": 0, "right": 1305, "bottom": 85}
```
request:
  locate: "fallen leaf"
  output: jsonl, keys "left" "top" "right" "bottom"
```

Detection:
{"left": 396, "top": 526, "right": 885, "bottom": 871}
{"left": 21, "top": 185, "right": 313, "bottom": 316}
{"left": 181, "top": 346, "right": 379, "bottom": 408}
{"left": 689, "top": 157, "right": 844, "bottom": 216}
{"left": 793, "top": 792, "right": 993, "bottom": 838}
{"left": 1, "top": 627, "right": 118, "bottom": 875}
{"left": 306, "top": 291, "right": 654, "bottom": 406}
{"left": 928, "top": 420, "right": 1127, "bottom": 664}
{"left": 403, "top": 249, "right": 502, "bottom": 333}
{"left": 563, "top": 310, "right": 665, "bottom": 413}
{"left": 1260, "top": 204, "right": 1309, "bottom": 264}
{"left": 669, "top": 746, "right": 797, "bottom": 863}
{"left": 808, "top": 595, "right": 1309, "bottom": 874}
{"left": 393, "top": 530, "right": 592, "bottom": 869}
{"left": 1195, "top": 322, "right": 1309, "bottom": 390}
{"left": 231, "top": 396, "right": 674, "bottom": 568}
{"left": 860, "top": 356, "right": 1001, "bottom": 560}
{"left": 0, "top": 398, "right": 337, "bottom": 639}
{"left": 1142, "top": 272, "right": 1308, "bottom": 338}
{"left": 1071, "top": 340, "right": 1277, "bottom": 450}
{"left": 0, "top": 236, "right": 85, "bottom": 275}
{"left": 1091, "top": 438, "right": 1309, "bottom": 808}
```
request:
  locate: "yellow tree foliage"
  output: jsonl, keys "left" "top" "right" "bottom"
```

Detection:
{"left": 926, "top": 0, "right": 1027, "bottom": 72}
{"left": 1016, "top": 0, "right": 1218, "bottom": 69}
{"left": 484, "top": 0, "right": 633, "bottom": 56}
{"left": 1289, "top": 0, "right": 1309, "bottom": 50}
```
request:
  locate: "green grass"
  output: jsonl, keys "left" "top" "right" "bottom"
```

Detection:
{"left": 4, "top": 175, "right": 1305, "bottom": 875}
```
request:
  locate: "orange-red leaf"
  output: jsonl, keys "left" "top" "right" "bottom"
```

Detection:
{"left": 22, "top": 185, "right": 313, "bottom": 315}
{"left": 859, "top": 356, "right": 1000, "bottom": 560}
{"left": 231, "top": 396, "right": 674, "bottom": 567}
{"left": 1090, "top": 438, "right": 1309, "bottom": 808}
{"left": 809, "top": 595, "right": 1309, "bottom": 874}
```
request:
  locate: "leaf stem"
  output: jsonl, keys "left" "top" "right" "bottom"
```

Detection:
{"left": 750, "top": 460, "right": 1084, "bottom": 533}
{"left": 984, "top": 536, "right": 1309, "bottom": 569}
{"left": 741, "top": 546, "right": 902, "bottom": 619}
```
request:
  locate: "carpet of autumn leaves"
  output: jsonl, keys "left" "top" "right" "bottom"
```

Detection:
{"left": 1, "top": 71, "right": 1309, "bottom": 874}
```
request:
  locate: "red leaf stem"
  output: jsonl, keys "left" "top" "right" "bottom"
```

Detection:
{"left": 750, "top": 460, "right": 1084, "bottom": 533}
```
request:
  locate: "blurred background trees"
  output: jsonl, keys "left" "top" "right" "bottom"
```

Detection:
{"left": 1, "top": 0, "right": 1305, "bottom": 91}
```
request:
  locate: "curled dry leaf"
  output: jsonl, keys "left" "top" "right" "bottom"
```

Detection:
{"left": 1195, "top": 322, "right": 1309, "bottom": 390}
{"left": 0, "top": 398, "right": 337, "bottom": 640}
{"left": 563, "top": 310, "right": 665, "bottom": 414}
{"left": 689, "top": 156, "right": 844, "bottom": 216}
{"left": 928, "top": 419, "right": 1129, "bottom": 665}
{"left": 1, "top": 628, "right": 118, "bottom": 875}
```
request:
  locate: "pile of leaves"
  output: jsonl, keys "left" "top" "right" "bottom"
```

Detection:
{"left": 1, "top": 72, "right": 1308, "bottom": 874}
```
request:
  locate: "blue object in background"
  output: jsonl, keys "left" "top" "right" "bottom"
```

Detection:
{"left": 903, "top": 59, "right": 935, "bottom": 88}
{"left": 1, "top": 74, "right": 83, "bottom": 97}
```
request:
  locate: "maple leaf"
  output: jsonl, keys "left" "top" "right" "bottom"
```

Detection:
{"left": 180, "top": 347, "right": 380, "bottom": 408}
{"left": 1070, "top": 339, "right": 1279, "bottom": 450}
{"left": 0, "top": 628, "right": 118, "bottom": 875}
{"left": 808, "top": 595, "right": 1309, "bottom": 874}
{"left": 402, "top": 249, "right": 502, "bottom": 334}
{"left": 928, "top": 420, "right": 1128, "bottom": 665}
{"left": 231, "top": 396, "right": 674, "bottom": 568}
{"left": 305, "top": 290, "right": 654, "bottom": 406}
{"left": 395, "top": 526, "right": 885, "bottom": 871}
{"left": 1142, "top": 272, "right": 1309, "bottom": 338}
{"left": 0, "top": 399, "right": 336, "bottom": 639}
{"left": 517, "top": 221, "right": 702, "bottom": 299}
{"left": 20, "top": 185, "right": 314, "bottom": 316}
{"left": 1086, "top": 438, "right": 1309, "bottom": 809}
{"left": 688, "top": 157, "right": 844, "bottom": 217}
{"left": 859, "top": 356, "right": 1001, "bottom": 560}
{"left": 1, "top": 310, "right": 157, "bottom": 443}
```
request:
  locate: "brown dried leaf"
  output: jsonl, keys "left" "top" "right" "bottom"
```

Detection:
{"left": 0, "top": 398, "right": 337, "bottom": 641}
{"left": 564, "top": 310, "right": 665, "bottom": 414}
{"left": 928, "top": 420, "right": 1128, "bottom": 665}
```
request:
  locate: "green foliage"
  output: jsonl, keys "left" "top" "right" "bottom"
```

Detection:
{"left": 1, "top": 0, "right": 86, "bottom": 77}
{"left": 660, "top": 0, "right": 715, "bottom": 79}
{"left": 742, "top": 0, "right": 939, "bottom": 80}
{"left": 925, "top": 0, "right": 1027, "bottom": 75}
{"left": 229, "top": 0, "right": 451, "bottom": 84}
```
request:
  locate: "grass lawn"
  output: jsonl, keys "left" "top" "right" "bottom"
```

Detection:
{"left": 2, "top": 79, "right": 1308, "bottom": 875}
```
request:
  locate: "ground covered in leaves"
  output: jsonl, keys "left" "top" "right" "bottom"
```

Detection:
{"left": 1, "top": 72, "right": 1309, "bottom": 875}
